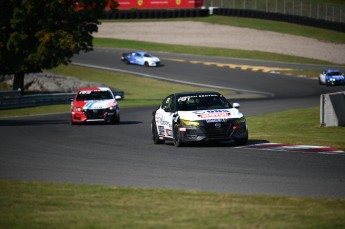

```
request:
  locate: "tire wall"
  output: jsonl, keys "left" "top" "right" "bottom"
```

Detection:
{"left": 102, "top": 8, "right": 345, "bottom": 33}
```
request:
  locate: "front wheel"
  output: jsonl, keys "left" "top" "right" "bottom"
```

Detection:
{"left": 173, "top": 124, "right": 184, "bottom": 147}
{"left": 234, "top": 136, "right": 248, "bottom": 146}
{"left": 111, "top": 114, "right": 120, "bottom": 124}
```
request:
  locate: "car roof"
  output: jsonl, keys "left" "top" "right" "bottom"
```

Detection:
{"left": 132, "top": 51, "right": 147, "bottom": 54}
{"left": 78, "top": 87, "right": 111, "bottom": 92}
{"left": 324, "top": 69, "right": 341, "bottom": 73}
{"left": 172, "top": 91, "right": 221, "bottom": 97}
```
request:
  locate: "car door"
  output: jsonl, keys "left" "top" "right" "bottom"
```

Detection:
{"left": 156, "top": 95, "right": 175, "bottom": 138}
{"left": 134, "top": 52, "right": 144, "bottom": 65}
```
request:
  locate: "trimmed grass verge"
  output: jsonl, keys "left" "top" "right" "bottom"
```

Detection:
{"left": 247, "top": 107, "right": 345, "bottom": 151}
{"left": 1, "top": 180, "right": 345, "bottom": 229}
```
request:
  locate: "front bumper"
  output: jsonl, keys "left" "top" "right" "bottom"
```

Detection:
{"left": 177, "top": 121, "right": 248, "bottom": 142}
{"left": 326, "top": 77, "right": 345, "bottom": 85}
{"left": 71, "top": 108, "right": 119, "bottom": 123}
{"left": 148, "top": 61, "right": 160, "bottom": 66}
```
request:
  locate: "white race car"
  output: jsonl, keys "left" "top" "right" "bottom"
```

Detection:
{"left": 121, "top": 51, "right": 160, "bottom": 67}
{"left": 151, "top": 91, "right": 248, "bottom": 147}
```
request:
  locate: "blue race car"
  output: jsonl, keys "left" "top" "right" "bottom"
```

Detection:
{"left": 121, "top": 51, "right": 160, "bottom": 67}
{"left": 319, "top": 69, "right": 345, "bottom": 86}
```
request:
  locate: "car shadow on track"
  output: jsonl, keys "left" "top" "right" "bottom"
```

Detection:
{"left": 163, "top": 139, "right": 270, "bottom": 148}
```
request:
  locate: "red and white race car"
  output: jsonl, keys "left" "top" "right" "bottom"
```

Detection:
{"left": 70, "top": 87, "right": 120, "bottom": 125}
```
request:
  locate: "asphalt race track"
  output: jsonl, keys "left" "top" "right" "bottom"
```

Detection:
{"left": 1, "top": 48, "right": 345, "bottom": 198}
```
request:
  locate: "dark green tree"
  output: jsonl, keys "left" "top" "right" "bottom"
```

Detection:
{"left": 0, "top": 0, "right": 118, "bottom": 93}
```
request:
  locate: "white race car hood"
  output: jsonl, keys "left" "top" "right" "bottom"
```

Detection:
{"left": 145, "top": 56, "right": 160, "bottom": 62}
{"left": 177, "top": 108, "right": 243, "bottom": 120}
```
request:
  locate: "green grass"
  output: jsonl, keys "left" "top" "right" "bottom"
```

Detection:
{"left": 97, "top": 15, "right": 345, "bottom": 65}
{"left": 194, "top": 16, "right": 345, "bottom": 44}
{"left": 94, "top": 37, "right": 334, "bottom": 65}
{"left": 1, "top": 180, "right": 345, "bottom": 229}
{"left": 49, "top": 64, "right": 235, "bottom": 103}
{"left": 247, "top": 107, "right": 345, "bottom": 151}
{"left": 102, "top": 16, "right": 345, "bottom": 45}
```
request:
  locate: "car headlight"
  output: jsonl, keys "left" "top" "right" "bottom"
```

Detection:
{"left": 72, "top": 106, "right": 82, "bottom": 112}
{"left": 180, "top": 119, "right": 200, "bottom": 127}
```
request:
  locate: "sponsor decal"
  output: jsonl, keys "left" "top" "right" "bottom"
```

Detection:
{"left": 193, "top": 109, "right": 230, "bottom": 114}
{"left": 200, "top": 112, "right": 230, "bottom": 118}
{"left": 158, "top": 126, "right": 164, "bottom": 135}
{"left": 206, "top": 119, "right": 226, "bottom": 123}
{"left": 161, "top": 121, "right": 170, "bottom": 126}
{"left": 192, "top": 110, "right": 231, "bottom": 118}
{"left": 165, "top": 129, "right": 173, "bottom": 137}
{"left": 178, "top": 94, "right": 218, "bottom": 102}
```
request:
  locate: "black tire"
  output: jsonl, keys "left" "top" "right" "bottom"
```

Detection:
{"left": 144, "top": 62, "right": 149, "bottom": 67}
{"left": 111, "top": 114, "right": 120, "bottom": 124}
{"left": 173, "top": 124, "right": 184, "bottom": 147}
{"left": 152, "top": 122, "right": 164, "bottom": 144}
{"left": 234, "top": 136, "right": 248, "bottom": 146}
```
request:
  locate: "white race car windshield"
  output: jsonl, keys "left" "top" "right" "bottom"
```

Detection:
{"left": 177, "top": 94, "right": 232, "bottom": 111}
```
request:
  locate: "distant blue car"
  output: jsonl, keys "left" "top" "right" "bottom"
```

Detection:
{"left": 319, "top": 69, "right": 345, "bottom": 86}
{"left": 121, "top": 51, "right": 160, "bottom": 67}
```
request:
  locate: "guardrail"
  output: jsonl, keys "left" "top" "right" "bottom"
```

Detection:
{"left": 0, "top": 90, "right": 124, "bottom": 110}
{"left": 0, "top": 90, "right": 22, "bottom": 99}
{"left": 0, "top": 92, "right": 75, "bottom": 110}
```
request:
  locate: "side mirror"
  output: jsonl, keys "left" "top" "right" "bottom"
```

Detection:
{"left": 233, "top": 103, "right": 240, "bottom": 108}
{"left": 115, "top": 95, "right": 122, "bottom": 100}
